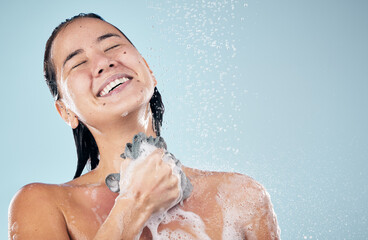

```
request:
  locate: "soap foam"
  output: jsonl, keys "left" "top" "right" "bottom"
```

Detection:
{"left": 92, "top": 205, "right": 103, "bottom": 225}
{"left": 119, "top": 141, "right": 183, "bottom": 206}
{"left": 216, "top": 174, "right": 280, "bottom": 239}
{"left": 9, "top": 222, "right": 18, "bottom": 240}
{"left": 146, "top": 207, "right": 211, "bottom": 240}
{"left": 91, "top": 188, "right": 98, "bottom": 201}
{"left": 119, "top": 141, "right": 209, "bottom": 239}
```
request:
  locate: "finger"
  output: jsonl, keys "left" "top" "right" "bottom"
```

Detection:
{"left": 170, "top": 175, "right": 179, "bottom": 189}
{"left": 148, "top": 148, "right": 165, "bottom": 163}
{"left": 153, "top": 147, "right": 165, "bottom": 155}
{"left": 120, "top": 159, "right": 131, "bottom": 174}
{"left": 162, "top": 151, "right": 174, "bottom": 163}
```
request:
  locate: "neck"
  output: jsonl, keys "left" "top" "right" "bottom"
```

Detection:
{"left": 87, "top": 103, "right": 157, "bottom": 182}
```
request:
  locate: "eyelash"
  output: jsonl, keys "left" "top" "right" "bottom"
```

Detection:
{"left": 72, "top": 61, "right": 87, "bottom": 69}
{"left": 71, "top": 45, "right": 121, "bottom": 70}
{"left": 104, "top": 44, "right": 121, "bottom": 52}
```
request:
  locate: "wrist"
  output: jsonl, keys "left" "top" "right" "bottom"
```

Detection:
{"left": 115, "top": 193, "right": 152, "bottom": 231}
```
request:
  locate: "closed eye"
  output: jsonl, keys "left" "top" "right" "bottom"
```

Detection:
{"left": 72, "top": 61, "right": 87, "bottom": 69}
{"left": 105, "top": 44, "right": 121, "bottom": 52}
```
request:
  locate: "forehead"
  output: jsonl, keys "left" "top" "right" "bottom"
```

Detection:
{"left": 51, "top": 18, "right": 123, "bottom": 68}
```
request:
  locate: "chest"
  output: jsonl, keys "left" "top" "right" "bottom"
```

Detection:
{"left": 62, "top": 193, "right": 224, "bottom": 240}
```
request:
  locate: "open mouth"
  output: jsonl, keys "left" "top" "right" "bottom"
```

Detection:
{"left": 98, "top": 76, "right": 133, "bottom": 97}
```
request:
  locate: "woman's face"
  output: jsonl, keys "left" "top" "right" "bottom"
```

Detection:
{"left": 52, "top": 17, "right": 156, "bottom": 129}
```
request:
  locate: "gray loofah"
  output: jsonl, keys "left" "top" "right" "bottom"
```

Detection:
{"left": 105, "top": 133, "right": 193, "bottom": 201}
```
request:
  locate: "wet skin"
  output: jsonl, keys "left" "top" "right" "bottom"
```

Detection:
{"left": 8, "top": 18, "right": 280, "bottom": 239}
{"left": 11, "top": 167, "right": 279, "bottom": 239}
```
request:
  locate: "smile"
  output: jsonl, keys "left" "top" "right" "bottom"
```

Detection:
{"left": 98, "top": 77, "right": 131, "bottom": 97}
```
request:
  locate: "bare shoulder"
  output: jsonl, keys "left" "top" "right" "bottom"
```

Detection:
{"left": 216, "top": 172, "right": 280, "bottom": 239}
{"left": 9, "top": 183, "right": 70, "bottom": 239}
{"left": 184, "top": 167, "right": 270, "bottom": 210}
{"left": 9, "top": 183, "right": 61, "bottom": 217}
{"left": 185, "top": 167, "right": 266, "bottom": 198}
{"left": 184, "top": 167, "right": 280, "bottom": 239}
{"left": 216, "top": 172, "right": 269, "bottom": 203}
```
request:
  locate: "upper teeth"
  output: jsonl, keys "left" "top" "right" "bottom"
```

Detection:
{"left": 100, "top": 77, "right": 129, "bottom": 97}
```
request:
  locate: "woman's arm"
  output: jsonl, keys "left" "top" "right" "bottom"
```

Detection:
{"left": 94, "top": 148, "right": 180, "bottom": 239}
{"left": 8, "top": 184, "right": 152, "bottom": 240}
{"left": 8, "top": 183, "right": 70, "bottom": 240}
{"left": 9, "top": 148, "right": 180, "bottom": 240}
{"left": 92, "top": 196, "right": 151, "bottom": 239}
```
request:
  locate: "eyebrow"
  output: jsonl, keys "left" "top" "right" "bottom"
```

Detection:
{"left": 96, "top": 33, "right": 121, "bottom": 43}
{"left": 63, "top": 49, "right": 84, "bottom": 67}
{"left": 62, "top": 33, "right": 121, "bottom": 67}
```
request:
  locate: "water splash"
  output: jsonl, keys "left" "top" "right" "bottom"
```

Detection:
{"left": 147, "top": 0, "right": 248, "bottom": 171}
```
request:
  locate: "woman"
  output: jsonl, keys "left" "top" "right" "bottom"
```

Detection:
{"left": 8, "top": 13, "right": 280, "bottom": 239}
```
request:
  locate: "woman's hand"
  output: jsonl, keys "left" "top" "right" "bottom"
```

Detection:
{"left": 94, "top": 148, "right": 180, "bottom": 239}
{"left": 118, "top": 148, "right": 181, "bottom": 215}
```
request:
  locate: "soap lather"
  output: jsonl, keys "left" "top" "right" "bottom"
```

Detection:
{"left": 105, "top": 132, "right": 193, "bottom": 202}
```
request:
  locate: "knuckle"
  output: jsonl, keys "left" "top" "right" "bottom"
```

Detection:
{"left": 165, "top": 165, "right": 172, "bottom": 175}
{"left": 173, "top": 188, "right": 180, "bottom": 199}
{"left": 154, "top": 148, "right": 164, "bottom": 156}
{"left": 173, "top": 176, "right": 179, "bottom": 185}
{"left": 152, "top": 149, "right": 164, "bottom": 161}
{"left": 147, "top": 152, "right": 160, "bottom": 163}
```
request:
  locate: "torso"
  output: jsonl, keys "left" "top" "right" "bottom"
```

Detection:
{"left": 47, "top": 167, "right": 262, "bottom": 239}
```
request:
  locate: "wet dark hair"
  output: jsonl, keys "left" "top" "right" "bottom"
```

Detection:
{"left": 44, "top": 13, "right": 165, "bottom": 179}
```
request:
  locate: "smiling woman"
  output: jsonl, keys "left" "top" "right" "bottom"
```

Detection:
{"left": 8, "top": 13, "right": 280, "bottom": 239}
{"left": 44, "top": 13, "right": 165, "bottom": 179}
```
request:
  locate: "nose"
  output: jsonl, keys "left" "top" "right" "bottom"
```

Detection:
{"left": 92, "top": 53, "right": 117, "bottom": 77}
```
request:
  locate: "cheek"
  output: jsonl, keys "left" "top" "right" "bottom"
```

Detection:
{"left": 138, "top": 83, "right": 155, "bottom": 104}
{"left": 68, "top": 70, "right": 90, "bottom": 94}
{"left": 117, "top": 47, "right": 143, "bottom": 67}
{"left": 122, "top": 79, "right": 154, "bottom": 110}
{"left": 63, "top": 73, "right": 91, "bottom": 109}
{"left": 129, "top": 80, "right": 150, "bottom": 103}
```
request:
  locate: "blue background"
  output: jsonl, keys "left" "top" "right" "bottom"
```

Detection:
{"left": 1, "top": 0, "right": 367, "bottom": 239}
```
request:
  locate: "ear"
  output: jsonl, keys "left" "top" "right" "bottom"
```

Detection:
{"left": 55, "top": 100, "right": 79, "bottom": 129}
{"left": 142, "top": 57, "right": 157, "bottom": 87}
